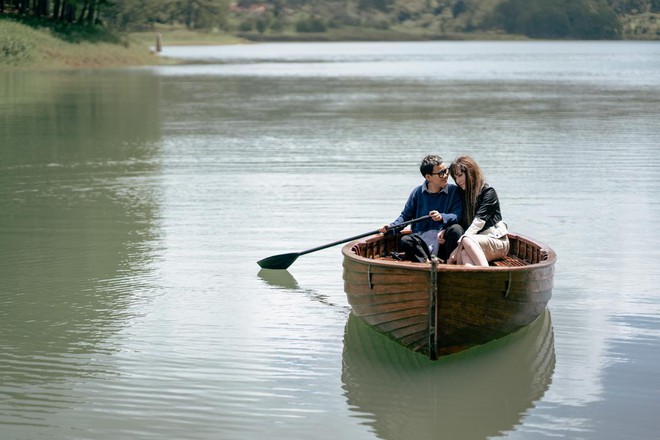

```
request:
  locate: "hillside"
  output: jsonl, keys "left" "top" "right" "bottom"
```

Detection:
{"left": 228, "top": 0, "right": 659, "bottom": 41}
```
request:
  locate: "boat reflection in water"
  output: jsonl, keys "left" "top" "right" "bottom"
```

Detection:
{"left": 341, "top": 309, "right": 555, "bottom": 440}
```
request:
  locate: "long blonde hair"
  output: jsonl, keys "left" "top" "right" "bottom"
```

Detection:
{"left": 449, "top": 156, "right": 485, "bottom": 228}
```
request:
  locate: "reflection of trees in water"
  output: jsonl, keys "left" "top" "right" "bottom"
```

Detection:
{"left": 1, "top": 71, "right": 161, "bottom": 166}
{"left": 0, "top": 71, "right": 162, "bottom": 394}
{"left": 342, "top": 309, "right": 555, "bottom": 440}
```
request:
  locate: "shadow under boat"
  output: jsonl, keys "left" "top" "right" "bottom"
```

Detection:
{"left": 341, "top": 309, "right": 556, "bottom": 440}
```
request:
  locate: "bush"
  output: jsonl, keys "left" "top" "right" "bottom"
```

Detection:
{"left": 256, "top": 18, "right": 268, "bottom": 34}
{"left": 373, "top": 19, "right": 390, "bottom": 30}
{"left": 238, "top": 19, "right": 254, "bottom": 31}
{"left": 1, "top": 36, "right": 31, "bottom": 64}
{"left": 0, "top": 23, "right": 33, "bottom": 65}
{"left": 270, "top": 19, "right": 285, "bottom": 32}
{"left": 295, "top": 17, "right": 327, "bottom": 33}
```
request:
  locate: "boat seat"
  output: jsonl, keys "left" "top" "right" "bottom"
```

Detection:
{"left": 491, "top": 255, "right": 529, "bottom": 267}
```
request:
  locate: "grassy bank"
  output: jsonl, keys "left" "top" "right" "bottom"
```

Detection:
{"left": 130, "top": 25, "right": 247, "bottom": 47}
{"left": 0, "top": 18, "right": 253, "bottom": 70}
{"left": 0, "top": 19, "right": 166, "bottom": 70}
{"left": 235, "top": 26, "right": 525, "bottom": 42}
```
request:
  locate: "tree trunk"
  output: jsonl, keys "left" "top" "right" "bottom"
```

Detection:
{"left": 35, "top": 0, "right": 49, "bottom": 17}
{"left": 59, "top": 0, "right": 67, "bottom": 20}
{"left": 87, "top": 0, "right": 95, "bottom": 24}
{"left": 78, "top": 0, "right": 87, "bottom": 23}
{"left": 53, "top": 0, "right": 61, "bottom": 19}
{"left": 63, "top": 1, "right": 76, "bottom": 22}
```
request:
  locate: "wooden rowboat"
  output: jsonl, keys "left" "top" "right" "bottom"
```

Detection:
{"left": 341, "top": 231, "right": 556, "bottom": 360}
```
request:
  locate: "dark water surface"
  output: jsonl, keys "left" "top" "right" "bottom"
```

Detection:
{"left": 1, "top": 41, "right": 659, "bottom": 439}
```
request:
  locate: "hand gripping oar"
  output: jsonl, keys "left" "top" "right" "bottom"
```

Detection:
{"left": 257, "top": 215, "right": 431, "bottom": 270}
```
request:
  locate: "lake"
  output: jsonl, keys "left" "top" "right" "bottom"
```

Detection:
{"left": 1, "top": 41, "right": 659, "bottom": 439}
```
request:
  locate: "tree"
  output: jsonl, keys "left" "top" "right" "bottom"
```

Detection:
{"left": 103, "top": 0, "right": 170, "bottom": 30}
{"left": 653, "top": 0, "right": 660, "bottom": 12}
{"left": 494, "top": 0, "right": 621, "bottom": 38}
{"left": 174, "top": 0, "right": 229, "bottom": 30}
{"left": 516, "top": 4, "right": 570, "bottom": 38}
{"left": 358, "top": 0, "right": 394, "bottom": 13}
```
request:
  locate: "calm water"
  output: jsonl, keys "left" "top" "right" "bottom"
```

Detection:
{"left": 1, "top": 41, "right": 659, "bottom": 439}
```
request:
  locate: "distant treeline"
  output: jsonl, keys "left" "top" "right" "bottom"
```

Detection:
{"left": 0, "top": 0, "right": 231, "bottom": 29}
{"left": 2, "top": 0, "right": 659, "bottom": 39}
{"left": 0, "top": 0, "right": 106, "bottom": 23}
{"left": 495, "top": 0, "right": 622, "bottom": 38}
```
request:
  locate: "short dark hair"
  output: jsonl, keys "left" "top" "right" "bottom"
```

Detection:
{"left": 420, "top": 155, "right": 443, "bottom": 177}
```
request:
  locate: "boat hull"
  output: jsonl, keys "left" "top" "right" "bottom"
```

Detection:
{"left": 342, "top": 232, "right": 556, "bottom": 359}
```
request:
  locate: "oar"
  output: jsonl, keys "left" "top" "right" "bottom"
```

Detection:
{"left": 257, "top": 215, "right": 431, "bottom": 270}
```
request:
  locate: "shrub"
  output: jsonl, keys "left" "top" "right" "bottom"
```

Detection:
{"left": 256, "top": 18, "right": 268, "bottom": 34}
{"left": 295, "top": 17, "right": 327, "bottom": 33}
{"left": 0, "top": 22, "right": 33, "bottom": 65}
{"left": 270, "top": 19, "right": 285, "bottom": 32}
{"left": 238, "top": 19, "right": 254, "bottom": 31}
{"left": 0, "top": 33, "right": 32, "bottom": 65}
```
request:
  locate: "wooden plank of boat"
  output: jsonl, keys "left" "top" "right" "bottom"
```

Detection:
{"left": 341, "top": 231, "right": 556, "bottom": 359}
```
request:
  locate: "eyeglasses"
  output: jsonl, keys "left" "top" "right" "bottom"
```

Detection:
{"left": 431, "top": 169, "right": 450, "bottom": 178}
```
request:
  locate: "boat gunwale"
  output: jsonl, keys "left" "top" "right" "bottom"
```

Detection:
{"left": 341, "top": 232, "right": 556, "bottom": 273}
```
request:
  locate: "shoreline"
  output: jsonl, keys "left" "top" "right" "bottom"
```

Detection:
{"left": 2, "top": 18, "right": 658, "bottom": 71}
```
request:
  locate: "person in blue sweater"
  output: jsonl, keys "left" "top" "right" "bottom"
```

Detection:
{"left": 379, "top": 154, "right": 463, "bottom": 262}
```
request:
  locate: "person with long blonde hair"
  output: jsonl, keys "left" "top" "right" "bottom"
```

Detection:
{"left": 447, "top": 156, "right": 509, "bottom": 266}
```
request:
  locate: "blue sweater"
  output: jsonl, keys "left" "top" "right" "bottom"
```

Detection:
{"left": 389, "top": 182, "right": 462, "bottom": 254}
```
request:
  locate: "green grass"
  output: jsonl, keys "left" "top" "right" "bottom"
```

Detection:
{"left": 235, "top": 25, "right": 527, "bottom": 42}
{"left": 1, "top": 20, "right": 45, "bottom": 66}
{"left": 0, "top": 18, "right": 165, "bottom": 70}
{"left": 130, "top": 25, "right": 247, "bottom": 47}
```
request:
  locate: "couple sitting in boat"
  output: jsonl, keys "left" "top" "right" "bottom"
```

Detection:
{"left": 378, "top": 154, "right": 509, "bottom": 266}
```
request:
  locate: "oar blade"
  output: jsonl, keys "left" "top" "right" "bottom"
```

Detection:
{"left": 257, "top": 252, "right": 301, "bottom": 270}
{"left": 256, "top": 215, "right": 431, "bottom": 270}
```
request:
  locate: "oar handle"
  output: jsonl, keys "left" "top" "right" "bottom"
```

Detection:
{"left": 299, "top": 214, "right": 431, "bottom": 256}
{"left": 386, "top": 214, "right": 432, "bottom": 232}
